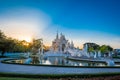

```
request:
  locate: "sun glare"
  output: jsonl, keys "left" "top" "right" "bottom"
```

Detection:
{"left": 18, "top": 36, "right": 32, "bottom": 42}
{"left": 24, "top": 38, "right": 32, "bottom": 42}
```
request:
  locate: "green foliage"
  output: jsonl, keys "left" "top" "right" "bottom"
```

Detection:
{"left": 86, "top": 42, "right": 113, "bottom": 54}
{"left": 30, "top": 39, "right": 43, "bottom": 64}
{"left": 30, "top": 39, "right": 42, "bottom": 54}
{"left": 99, "top": 45, "right": 113, "bottom": 54}
{"left": 13, "top": 40, "right": 30, "bottom": 52}
{"left": 88, "top": 47, "right": 94, "bottom": 53}
{"left": 0, "top": 30, "right": 44, "bottom": 56}
{"left": 32, "top": 39, "right": 42, "bottom": 49}
{"left": 107, "top": 45, "right": 113, "bottom": 51}
{"left": 0, "top": 38, "right": 15, "bottom": 56}
{"left": 0, "top": 30, "right": 6, "bottom": 39}
{"left": 93, "top": 44, "right": 100, "bottom": 51}
{"left": 0, "top": 72, "right": 120, "bottom": 79}
{"left": 0, "top": 30, "right": 31, "bottom": 56}
{"left": 99, "top": 45, "right": 108, "bottom": 53}
{"left": 0, "top": 77, "right": 38, "bottom": 80}
{"left": 87, "top": 43, "right": 100, "bottom": 53}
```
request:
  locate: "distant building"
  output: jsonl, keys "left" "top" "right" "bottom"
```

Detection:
{"left": 114, "top": 49, "right": 120, "bottom": 56}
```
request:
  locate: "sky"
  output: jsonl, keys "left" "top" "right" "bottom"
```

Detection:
{"left": 0, "top": 0, "right": 120, "bottom": 49}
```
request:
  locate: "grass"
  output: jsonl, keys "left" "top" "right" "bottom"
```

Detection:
{"left": 1, "top": 75, "right": 120, "bottom": 80}
{"left": 0, "top": 72, "right": 120, "bottom": 79}
{"left": 0, "top": 72, "right": 120, "bottom": 80}
{"left": 0, "top": 77, "right": 43, "bottom": 80}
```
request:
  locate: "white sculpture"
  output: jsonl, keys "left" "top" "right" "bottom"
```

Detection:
{"left": 98, "top": 51, "right": 101, "bottom": 58}
{"left": 38, "top": 39, "right": 44, "bottom": 63}
{"left": 94, "top": 52, "right": 97, "bottom": 58}
{"left": 45, "top": 32, "right": 90, "bottom": 58}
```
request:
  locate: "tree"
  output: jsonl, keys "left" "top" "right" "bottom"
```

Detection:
{"left": 100, "top": 45, "right": 108, "bottom": 53}
{"left": 0, "top": 38, "right": 16, "bottom": 56}
{"left": 11, "top": 40, "right": 31, "bottom": 52}
{"left": 0, "top": 30, "right": 7, "bottom": 56}
{"left": 88, "top": 47, "right": 94, "bottom": 53}
{"left": 99, "top": 45, "right": 113, "bottom": 54}
{"left": 107, "top": 45, "right": 113, "bottom": 52}
{"left": 0, "top": 30, "right": 6, "bottom": 39}
{"left": 0, "top": 30, "right": 32, "bottom": 56}
{"left": 93, "top": 44, "right": 100, "bottom": 52}
{"left": 87, "top": 43, "right": 100, "bottom": 54}
{"left": 30, "top": 39, "right": 42, "bottom": 54}
{"left": 30, "top": 39, "right": 43, "bottom": 64}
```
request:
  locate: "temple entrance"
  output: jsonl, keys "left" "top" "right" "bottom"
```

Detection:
{"left": 62, "top": 44, "right": 65, "bottom": 52}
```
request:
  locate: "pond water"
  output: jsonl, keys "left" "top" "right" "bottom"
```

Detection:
{"left": 8, "top": 56, "right": 108, "bottom": 66}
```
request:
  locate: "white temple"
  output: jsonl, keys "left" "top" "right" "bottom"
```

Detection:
{"left": 43, "top": 33, "right": 115, "bottom": 66}
{"left": 45, "top": 32, "right": 90, "bottom": 57}
{"left": 50, "top": 32, "right": 74, "bottom": 53}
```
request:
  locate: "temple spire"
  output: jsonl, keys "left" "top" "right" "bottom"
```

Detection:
{"left": 56, "top": 31, "right": 59, "bottom": 39}
{"left": 71, "top": 40, "right": 74, "bottom": 48}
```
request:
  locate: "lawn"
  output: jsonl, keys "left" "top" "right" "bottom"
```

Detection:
{"left": 1, "top": 75, "right": 120, "bottom": 80}
{"left": 0, "top": 77, "right": 44, "bottom": 80}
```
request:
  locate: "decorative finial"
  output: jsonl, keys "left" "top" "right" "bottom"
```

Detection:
{"left": 56, "top": 30, "right": 59, "bottom": 39}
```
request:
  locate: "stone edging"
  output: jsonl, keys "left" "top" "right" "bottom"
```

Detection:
{"left": 1, "top": 58, "right": 120, "bottom": 68}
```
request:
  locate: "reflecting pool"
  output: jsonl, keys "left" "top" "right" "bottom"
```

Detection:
{"left": 7, "top": 56, "right": 108, "bottom": 66}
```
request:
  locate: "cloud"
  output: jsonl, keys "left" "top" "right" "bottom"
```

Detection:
{"left": 0, "top": 7, "right": 51, "bottom": 41}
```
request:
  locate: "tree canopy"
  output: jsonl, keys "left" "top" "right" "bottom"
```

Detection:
{"left": 87, "top": 43, "right": 113, "bottom": 54}
{"left": 0, "top": 30, "right": 31, "bottom": 56}
{"left": 100, "top": 45, "right": 113, "bottom": 54}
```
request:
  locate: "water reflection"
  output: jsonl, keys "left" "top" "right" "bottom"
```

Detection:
{"left": 45, "top": 57, "right": 107, "bottom": 66}
{"left": 9, "top": 56, "right": 108, "bottom": 66}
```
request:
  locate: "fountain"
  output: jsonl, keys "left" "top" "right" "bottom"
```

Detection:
{"left": 98, "top": 51, "right": 101, "bottom": 58}
{"left": 29, "top": 39, "right": 44, "bottom": 64}
{"left": 94, "top": 52, "right": 97, "bottom": 58}
{"left": 4, "top": 33, "right": 119, "bottom": 67}
{"left": 25, "top": 58, "right": 32, "bottom": 64}
{"left": 38, "top": 39, "right": 44, "bottom": 63}
{"left": 83, "top": 43, "right": 90, "bottom": 57}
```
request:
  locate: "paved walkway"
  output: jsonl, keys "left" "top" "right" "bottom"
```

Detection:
{"left": 0, "top": 58, "right": 120, "bottom": 74}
